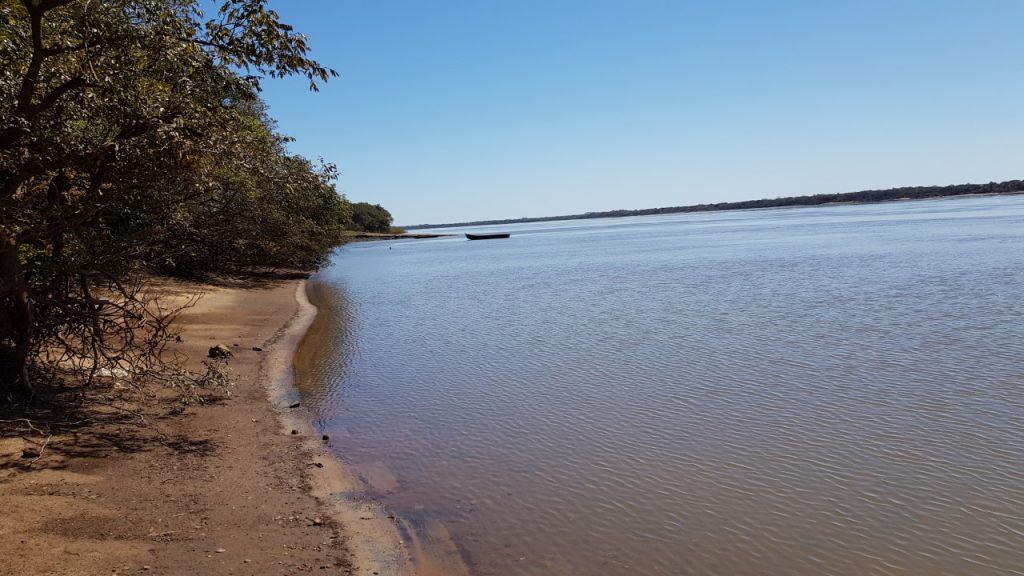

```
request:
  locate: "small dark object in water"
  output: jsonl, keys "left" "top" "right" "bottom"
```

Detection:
{"left": 321, "top": 434, "right": 330, "bottom": 442}
{"left": 288, "top": 401, "right": 300, "bottom": 408}
{"left": 465, "top": 233, "right": 510, "bottom": 240}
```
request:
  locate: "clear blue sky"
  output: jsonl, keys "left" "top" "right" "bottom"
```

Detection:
{"left": 258, "top": 0, "right": 1024, "bottom": 225}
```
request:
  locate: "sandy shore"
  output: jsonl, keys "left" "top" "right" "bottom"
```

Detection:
{"left": 0, "top": 277, "right": 409, "bottom": 575}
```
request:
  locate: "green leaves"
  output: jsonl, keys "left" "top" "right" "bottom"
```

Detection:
{"left": 0, "top": 0, "right": 349, "bottom": 396}
{"left": 348, "top": 202, "right": 394, "bottom": 234}
{"left": 203, "top": 0, "right": 336, "bottom": 91}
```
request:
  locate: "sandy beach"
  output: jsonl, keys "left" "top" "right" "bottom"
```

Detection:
{"left": 0, "top": 277, "right": 409, "bottom": 575}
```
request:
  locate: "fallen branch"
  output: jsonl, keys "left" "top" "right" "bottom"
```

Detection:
{"left": 30, "top": 434, "right": 52, "bottom": 465}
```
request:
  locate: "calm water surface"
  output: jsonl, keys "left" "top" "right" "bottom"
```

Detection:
{"left": 298, "top": 196, "right": 1024, "bottom": 576}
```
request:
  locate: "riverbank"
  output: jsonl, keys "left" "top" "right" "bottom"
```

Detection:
{"left": 343, "top": 231, "right": 454, "bottom": 241}
{"left": 0, "top": 277, "right": 408, "bottom": 575}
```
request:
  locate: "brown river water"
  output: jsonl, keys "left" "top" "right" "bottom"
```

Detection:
{"left": 296, "top": 195, "right": 1024, "bottom": 575}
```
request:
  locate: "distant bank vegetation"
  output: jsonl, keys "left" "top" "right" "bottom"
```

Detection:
{"left": 347, "top": 202, "right": 394, "bottom": 234}
{"left": 406, "top": 180, "right": 1024, "bottom": 229}
{"left": 0, "top": 1, "right": 391, "bottom": 402}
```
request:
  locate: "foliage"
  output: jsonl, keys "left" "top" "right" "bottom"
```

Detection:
{"left": 348, "top": 202, "right": 393, "bottom": 233}
{"left": 0, "top": 0, "right": 345, "bottom": 401}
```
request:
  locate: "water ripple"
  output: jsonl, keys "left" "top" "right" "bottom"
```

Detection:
{"left": 298, "top": 196, "right": 1024, "bottom": 576}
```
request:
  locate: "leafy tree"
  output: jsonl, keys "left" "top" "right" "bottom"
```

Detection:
{"left": 348, "top": 202, "right": 393, "bottom": 233}
{"left": 0, "top": 0, "right": 340, "bottom": 400}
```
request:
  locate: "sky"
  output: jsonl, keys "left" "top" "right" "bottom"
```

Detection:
{"left": 258, "top": 0, "right": 1024, "bottom": 225}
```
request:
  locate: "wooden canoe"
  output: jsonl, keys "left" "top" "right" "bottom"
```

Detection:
{"left": 465, "top": 233, "right": 510, "bottom": 240}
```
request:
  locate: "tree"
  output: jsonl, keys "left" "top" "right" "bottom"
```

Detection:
{"left": 349, "top": 202, "right": 393, "bottom": 233}
{"left": 0, "top": 0, "right": 339, "bottom": 400}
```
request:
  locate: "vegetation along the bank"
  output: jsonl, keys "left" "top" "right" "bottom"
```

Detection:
{"left": 0, "top": 0, "right": 372, "bottom": 402}
{"left": 405, "top": 180, "right": 1024, "bottom": 229}
{"left": 348, "top": 202, "right": 394, "bottom": 234}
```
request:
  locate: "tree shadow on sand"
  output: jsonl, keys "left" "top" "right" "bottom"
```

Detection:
{"left": 0, "top": 385, "right": 220, "bottom": 473}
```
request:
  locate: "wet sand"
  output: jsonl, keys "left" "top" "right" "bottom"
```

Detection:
{"left": 0, "top": 278, "right": 411, "bottom": 575}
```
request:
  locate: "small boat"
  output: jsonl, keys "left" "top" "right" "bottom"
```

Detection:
{"left": 465, "top": 233, "right": 510, "bottom": 240}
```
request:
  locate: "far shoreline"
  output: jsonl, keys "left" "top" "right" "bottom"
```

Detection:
{"left": 403, "top": 183, "right": 1024, "bottom": 230}
{"left": 343, "top": 231, "right": 455, "bottom": 241}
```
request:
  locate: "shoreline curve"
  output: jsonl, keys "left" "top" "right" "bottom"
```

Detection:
{"left": 293, "top": 276, "right": 473, "bottom": 576}
{"left": 271, "top": 280, "right": 413, "bottom": 576}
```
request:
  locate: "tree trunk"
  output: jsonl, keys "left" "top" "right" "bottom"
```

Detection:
{"left": 0, "top": 237, "right": 34, "bottom": 401}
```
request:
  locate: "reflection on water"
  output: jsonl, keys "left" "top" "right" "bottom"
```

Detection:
{"left": 296, "top": 195, "right": 1024, "bottom": 576}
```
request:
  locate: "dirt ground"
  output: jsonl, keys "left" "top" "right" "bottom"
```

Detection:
{"left": 0, "top": 277, "right": 407, "bottom": 576}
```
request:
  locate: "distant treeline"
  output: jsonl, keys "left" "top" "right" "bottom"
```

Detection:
{"left": 406, "top": 180, "right": 1024, "bottom": 229}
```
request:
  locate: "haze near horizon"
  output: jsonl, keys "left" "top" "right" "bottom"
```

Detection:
{"left": 259, "top": 1, "right": 1024, "bottom": 225}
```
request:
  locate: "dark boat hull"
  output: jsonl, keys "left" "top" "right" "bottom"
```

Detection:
{"left": 465, "top": 233, "right": 510, "bottom": 240}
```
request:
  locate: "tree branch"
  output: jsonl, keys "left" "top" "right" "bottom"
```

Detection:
{"left": 14, "top": 2, "right": 46, "bottom": 116}
{"left": 27, "top": 77, "right": 93, "bottom": 117}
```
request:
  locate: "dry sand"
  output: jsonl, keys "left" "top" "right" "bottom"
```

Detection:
{"left": 0, "top": 277, "right": 412, "bottom": 575}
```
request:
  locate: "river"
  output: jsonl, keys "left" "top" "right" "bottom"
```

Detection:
{"left": 297, "top": 195, "right": 1024, "bottom": 576}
